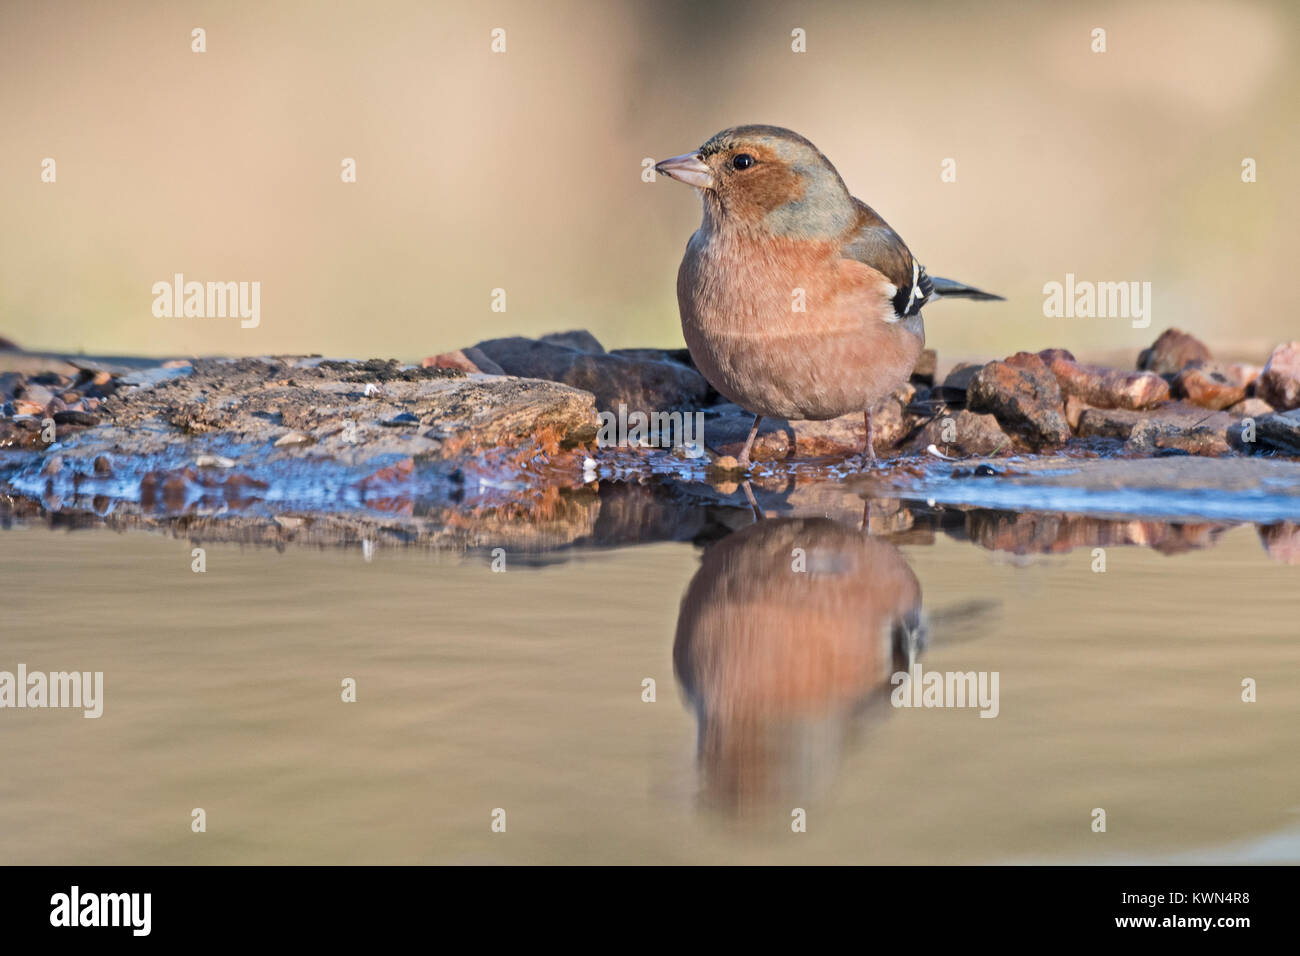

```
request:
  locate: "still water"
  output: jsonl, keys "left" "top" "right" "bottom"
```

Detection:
{"left": 1, "top": 485, "right": 1298, "bottom": 864}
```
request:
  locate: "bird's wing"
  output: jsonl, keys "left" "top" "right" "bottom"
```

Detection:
{"left": 839, "top": 199, "right": 933, "bottom": 321}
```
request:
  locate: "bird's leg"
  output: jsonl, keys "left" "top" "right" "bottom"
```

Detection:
{"left": 737, "top": 414, "right": 762, "bottom": 469}
{"left": 862, "top": 408, "right": 876, "bottom": 461}
{"left": 861, "top": 498, "right": 875, "bottom": 533}
{"left": 741, "top": 480, "right": 764, "bottom": 522}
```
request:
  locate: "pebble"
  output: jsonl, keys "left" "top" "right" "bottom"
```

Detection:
{"left": 382, "top": 412, "right": 421, "bottom": 427}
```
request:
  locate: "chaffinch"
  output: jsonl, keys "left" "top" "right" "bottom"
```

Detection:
{"left": 656, "top": 124, "right": 1001, "bottom": 467}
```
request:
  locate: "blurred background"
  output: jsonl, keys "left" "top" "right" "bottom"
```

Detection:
{"left": 2, "top": 0, "right": 1297, "bottom": 364}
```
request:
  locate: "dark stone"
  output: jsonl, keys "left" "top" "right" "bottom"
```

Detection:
{"left": 473, "top": 336, "right": 712, "bottom": 413}
{"left": 1137, "top": 328, "right": 1212, "bottom": 376}
{"left": 538, "top": 330, "right": 605, "bottom": 354}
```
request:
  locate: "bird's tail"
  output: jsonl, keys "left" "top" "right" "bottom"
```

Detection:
{"left": 929, "top": 276, "right": 1004, "bottom": 302}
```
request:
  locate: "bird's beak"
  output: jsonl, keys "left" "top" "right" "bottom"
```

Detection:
{"left": 655, "top": 152, "right": 713, "bottom": 189}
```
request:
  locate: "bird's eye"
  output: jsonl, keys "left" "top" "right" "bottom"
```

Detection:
{"left": 731, "top": 153, "right": 756, "bottom": 170}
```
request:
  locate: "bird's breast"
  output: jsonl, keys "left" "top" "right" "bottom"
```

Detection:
{"left": 676, "top": 230, "right": 919, "bottom": 420}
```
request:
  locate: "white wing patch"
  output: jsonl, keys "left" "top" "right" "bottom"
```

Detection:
{"left": 903, "top": 259, "right": 921, "bottom": 316}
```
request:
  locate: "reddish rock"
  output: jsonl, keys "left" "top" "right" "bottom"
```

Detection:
{"left": 1258, "top": 342, "right": 1300, "bottom": 410}
{"left": 908, "top": 409, "right": 1015, "bottom": 457}
{"left": 961, "top": 510, "right": 1224, "bottom": 557}
{"left": 1173, "top": 361, "right": 1247, "bottom": 411}
{"left": 1064, "top": 395, "right": 1090, "bottom": 431}
{"left": 966, "top": 352, "right": 1071, "bottom": 449}
{"left": 703, "top": 386, "right": 918, "bottom": 461}
{"left": 1040, "top": 351, "right": 1170, "bottom": 410}
{"left": 1138, "top": 328, "right": 1212, "bottom": 376}
{"left": 1228, "top": 363, "right": 1262, "bottom": 391}
{"left": 870, "top": 384, "right": 920, "bottom": 451}
{"left": 423, "top": 348, "right": 505, "bottom": 375}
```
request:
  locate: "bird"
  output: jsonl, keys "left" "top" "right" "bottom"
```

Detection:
{"left": 655, "top": 124, "right": 1002, "bottom": 468}
{"left": 673, "top": 516, "right": 925, "bottom": 810}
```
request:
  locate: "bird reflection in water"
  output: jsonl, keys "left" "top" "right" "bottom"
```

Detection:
{"left": 673, "top": 515, "right": 931, "bottom": 814}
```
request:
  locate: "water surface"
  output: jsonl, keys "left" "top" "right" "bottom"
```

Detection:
{"left": 2, "top": 480, "right": 1297, "bottom": 865}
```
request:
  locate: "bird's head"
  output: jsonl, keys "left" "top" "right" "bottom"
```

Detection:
{"left": 655, "top": 125, "right": 854, "bottom": 237}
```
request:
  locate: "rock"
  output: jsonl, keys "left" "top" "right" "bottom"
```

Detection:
{"left": 941, "top": 363, "right": 983, "bottom": 392}
{"left": 871, "top": 384, "right": 919, "bottom": 450}
{"left": 423, "top": 348, "right": 505, "bottom": 375}
{"left": 1246, "top": 409, "right": 1300, "bottom": 455}
{"left": 195, "top": 454, "right": 237, "bottom": 468}
{"left": 472, "top": 336, "right": 711, "bottom": 413}
{"left": 1258, "top": 342, "right": 1300, "bottom": 410}
{"left": 608, "top": 347, "right": 693, "bottom": 366}
{"left": 1124, "top": 403, "right": 1233, "bottom": 456}
{"left": 1064, "top": 394, "right": 1090, "bottom": 431}
{"left": 119, "top": 365, "right": 193, "bottom": 389}
{"left": 962, "top": 509, "right": 1225, "bottom": 556}
{"left": 1138, "top": 328, "right": 1212, "bottom": 376}
{"left": 1076, "top": 406, "right": 1145, "bottom": 440}
{"left": 274, "top": 430, "right": 311, "bottom": 446}
{"left": 0, "top": 372, "right": 25, "bottom": 398}
{"left": 704, "top": 406, "right": 862, "bottom": 461}
{"left": 703, "top": 386, "right": 918, "bottom": 461}
{"left": 78, "top": 356, "right": 601, "bottom": 468}
{"left": 1037, "top": 347, "right": 1076, "bottom": 365}
{"left": 910, "top": 349, "right": 937, "bottom": 387}
{"left": 1228, "top": 363, "right": 1262, "bottom": 391}
{"left": 12, "top": 400, "right": 45, "bottom": 416}
{"left": 52, "top": 409, "right": 99, "bottom": 426}
{"left": 17, "top": 382, "right": 55, "bottom": 409}
{"left": 1227, "top": 397, "right": 1273, "bottom": 418}
{"left": 966, "top": 352, "right": 1071, "bottom": 449}
{"left": 1039, "top": 351, "right": 1170, "bottom": 410}
{"left": 908, "top": 409, "right": 1015, "bottom": 457}
{"left": 1173, "top": 361, "right": 1247, "bottom": 411}
{"left": 538, "top": 330, "right": 605, "bottom": 354}
{"left": 381, "top": 412, "right": 421, "bottom": 428}
{"left": 0, "top": 353, "right": 79, "bottom": 377}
